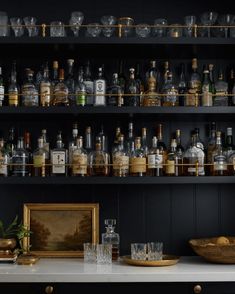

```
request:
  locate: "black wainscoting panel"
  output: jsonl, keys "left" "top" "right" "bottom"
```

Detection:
{"left": 220, "top": 184, "right": 235, "bottom": 236}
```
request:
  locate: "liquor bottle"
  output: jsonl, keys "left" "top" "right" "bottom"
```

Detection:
{"left": 8, "top": 61, "right": 19, "bottom": 106}
{"left": 68, "top": 122, "right": 79, "bottom": 171}
{"left": 194, "top": 128, "right": 205, "bottom": 151}
{"left": 209, "top": 64, "right": 216, "bottom": 96}
{"left": 143, "top": 76, "right": 161, "bottom": 106}
{"left": 107, "top": 73, "right": 122, "bottom": 106}
{"left": 162, "top": 61, "right": 169, "bottom": 89}
{"left": 126, "top": 122, "right": 135, "bottom": 154}
{"left": 125, "top": 68, "right": 140, "bottom": 106}
{"left": 165, "top": 138, "right": 177, "bottom": 176}
{"left": 207, "top": 122, "right": 217, "bottom": 167}
{"left": 71, "top": 136, "right": 88, "bottom": 177}
{"left": 50, "top": 132, "right": 68, "bottom": 176}
{"left": 88, "top": 138, "right": 110, "bottom": 176}
{"left": 201, "top": 66, "right": 213, "bottom": 106}
{"left": 112, "top": 127, "right": 121, "bottom": 154}
{"left": 97, "top": 125, "right": 108, "bottom": 152}
{"left": 118, "top": 60, "right": 126, "bottom": 97}
{"left": 112, "top": 134, "right": 129, "bottom": 177}
{"left": 175, "top": 129, "right": 184, "bottom": 176}
{"left": 94, "top": 67, "right": 106, "bottom": 106}
{"left": 65, "top": 59, "right": 75, "bottom": 104}
{"left": 102, "top": 219, "right": 120, "bottom": 260}
{"left": 21, "top": 69, "right": 39, "bottom": 106}
{"left": 51, "top": 61, "right": 59, "bottom": 93}
{"left": 53, "top": 69, "right": 69, "bottom": 106}
{"left": 0, "top": 66, "right": 5, "bottom": 106}
{"left": 75, "top": 67, "right": 86, "bottom": 106}
{"left": 0, "top": 138, "right": 9, "bottom": 177}
{"left": 12, "top": 137, "right": 29, "bottom": 177}
{"left": 147, "top": 136, "right": 163, "bottom": 176}
{"left": 33, "top": 137, "right": 49, "bottom": 177}
{"left": 130, "top": 137, "right": 146, "bottom": 177}
{"left": 162, "top": 71, "right": 179, "bottom": 106}
{"left": 224, "top": 127, "right": 235, "bottom": 160}
{"left": 178, "top": 63, "right": 187, "bottom": 106}
{"left": 83, "top": 61, "right": 94, "bottom": 106}
{"left": 214, "top": 69, "right": 228, "bottom": 106}
{"left": 35, "top": 64, "right": 44, "bottom": 91}
{"left": 24, "top": 131, "right": 32, "bottom": 174}
{"left": 84, "top": 126, "right": 93, "bottom": 153}
{"left": 40, "top": 64, "right": 51, "bottom": 107}
{"left": 156, "top": 123, "right": 167, "bottom": 170}
{"left": 141, "top": 127, "right": 148, "bottom": 156}
{"left": 41, "top": 129, "right": 50, "bottom": 159}
{"left": 211, "top": 131, "right": 228, "bottom": 176}
{"left": 186, "top": 58, "right": 201, "bottom": 107}
{"left": 145, "top": 60, "right": 159, "bottom": 88}
{"left": 136, "top": 63, "right": 144, "bottom": 106}
{"left": 183, "top": 134, "right": 205, "bottom": 176}
{"left": 5, "top": 127, "right": 16, "bottom": 158}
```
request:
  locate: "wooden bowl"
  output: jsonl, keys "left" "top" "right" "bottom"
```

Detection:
{"left": 0, "top": 238, "right": 17, "bottom": 250}
{"left": 189, "top": 236, "right": 235, "bottom": 263}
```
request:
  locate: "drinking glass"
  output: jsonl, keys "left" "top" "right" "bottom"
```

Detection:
{"left": 168, "top": 24, "right": 183, "bottom": 37}
{"left": 0, "top": 11, "right": 8, "bottom": 37}
{"left": 136, "top": 24, "right": 151, "bottom": 38}
{"left": 50, "top": 21, "right": 65, "bottom": 37}
{"left": 184, "top": 15, "right": 196, "bottom": 37}
{"left": 23, "top": 17, "right": 38, "bottom": 37}
{"left": 83, "top": 243, "right": 97, "bottom": 263}
{"left": 131, "top": 243, "right": 147, "bottom": 260}
{"left": 218, "top": 14, "right": 235, "bottom": 38}
{"left": 200, "top": 11, "right": 218, "bottom": 37}
{"left": 96, "top": 244, "right": 112, "bottom": 264}
{"left": 147, "top": 242, "right": 163, "bottom": 260}
{"left": 101, "top": 15, "right": 117, "bottom": 37}
{"left": 153, "top": 18, "right": 167, "bottom": 37}
{"left": 86, "top": 23, "right": 101, "bottom": 37}
{"left": 10, "top": 17, "right": 24, "bottom": 37}
{"left": 69, "top": 11, "right": 84, "bottom": 37}
{"left": 118, "top": 17, "right": 134, "bottom": 37}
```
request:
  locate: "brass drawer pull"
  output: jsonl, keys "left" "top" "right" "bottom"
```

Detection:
{"left": 194, "top": 284, "right": 202, "bottom": 294}
{"left": 45, "top": 286, "right": 54, "bottom": 294}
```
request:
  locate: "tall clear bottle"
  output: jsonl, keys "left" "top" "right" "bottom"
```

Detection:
{"left": 68, "top": 122, "right": 79, "bottom": 172}
{"left": 0, "top": 66, "right": 5, "bottom": 106}
{"left": 130, "top": 137, "right": 146, "bottom": 177}
{"left": 157, "top": 124, "right": 167, "bottom": 173}
{"left": 21, "top": 69, "right": 39, "bottom": 106}
{"left": 201, "top": 66, "right": 213, "bottom": 106}
{"left": 224, "top": 127, "right": 235, "bottom": 175}
{"left": 8, "top": 61, "right": 19, "bottom": 106}
{"left": 0, "top": 139, "right": 9, "bottom": 177}
{"left": 207, "top": 122, "right": 217, "bottom": 172}
{"left": 84, "top": 126, "right": 93, "bottom": 154}
{"left": 125, "top": 68, "right": 140, "bottom": 106}
{"left": 71, "top": 136, "right": 88, "bottom": 177}
{"left": 102, "top": 219, "right": 120, "bottom": 260}
{"left": 186, "top": 58, "right": 201, "bottom": 107}
{"left": 40, "top": 64, "right": 51, "bottom": 107}
{"left": 175, "top": 129, "right": 184, "bottom": 176}
{"left": 211, "top": 131, "right": 228, "bottom": 176}
{"left": 126, "top": 122, "right": 135, "bottom": 154}
{"left": 65, "top": 59, "right": 75, "bottom": 104}
{"left": 33, "top": 137, "right": 49, "bottom": 177}
{"left": 75, "top": 67, "right": 86, "bottom": 106}
{"left": 147, "top": 136, "right": 163, "bottom": 176}
{"left": 112, "top": 134, "right": 129, "bottom": 177}
{"left": 214, "top": 69, "right": 228, "bottom": 106}
{"left": 94, "top": 67, "right": 106, "bottom": 106}
{"left": 50, "top": 132, "right": 68, "bottom": 176}
{"left": 83, "top": 61, "right": 94, "bottom": 106}
{"left": 12, "top": 137, "right": 29, "bottom": 177}
{"left": 178, "top": 63, "right": 187, "bottom": 106}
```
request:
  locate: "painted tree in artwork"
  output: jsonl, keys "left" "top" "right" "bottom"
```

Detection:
{"left": 30, "top": 218, "right": 51, "bottom": 250}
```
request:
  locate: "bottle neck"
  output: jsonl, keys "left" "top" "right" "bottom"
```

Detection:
{"left": 106, "top": 226, "right": 115, "bottom": 234}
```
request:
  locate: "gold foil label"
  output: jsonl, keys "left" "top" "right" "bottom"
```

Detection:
{"left": 9, "top": 92, "right": 18, "bottom": 106}
{"left": 40, "top": 83, "right": 51, "bottom": 106}
{"left": 113, "top": 155, "right": 129, "bottom": 171}
{"left": 130, "top": 157, "right": 146, "bottom": 173}
{"left": 166, "top": 160, "right": 175, "bottom": 174}
{"left": 72, "top": 154, "right": 87, "bottom": 175}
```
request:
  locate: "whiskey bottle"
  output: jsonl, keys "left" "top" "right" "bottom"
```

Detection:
{"left": 125, "top": 68, "right": 140, "bottom": 106}
{"left": 12, "top": 137, "right": 29, "bottom": 177}
{"left": 50, "top": 132, "right": 68, "bottom": 176}
{"left": 84, "top": 126, "right": 93, "bottom": 153}
{"left": 126, "top": 122, "right": 135, "bottom": 154}
{"left": 147, "top": 136, "right": 163, "bottom": 176}
{"left": 83, "top": 61, "right": 94, "bottom": 106}
{"left": 0, "top": 67, "right": 5, "bottom": 106}
{"left": 141, "top": 127, "right": 148, "bottom": 156}
{"left": 8, "top": 61, "right": 19, "bottom": 106}
{"left": 68, "top": 122, "right": 79, "bottom": 171}
{"left": 209, "top": 64, "right": 216, "bottom": 96}
{"left": 33, "top": 137, "right": 49, "bottom": 177}
{"left": 214, "top": 69, "right": 228, "bottom": 106}
{"left": 40, "top": 64, "right": 51, "bottom": 107}
{"left": 165, "top": 138, "right": 177, "bottom": 176}
{"left": 41, "top": 129, "right": 50, "bottom": 159}
{"left": 178, "top": 63, "right": 187, "bottom": 106}
{"left": 94, "top": 67, "right": 106, "bottom": 106}
{"left": 201, "top": 66, "right": 213, "bottom": 106}
{"left": 162, "top": 71, "right": 179, "bottom": 106}
{"left": 51, "top": 61, "right": 59, "bottom": 93}
{"left": 186, "top": 58, "right": 201, "bottom": 107}
{"left": 145, "top": 60, "right": 159, "bottom": 88}
{"left": 102, "top": 219, "right": 120, "bottom": 260}
{"left": 175, "top": 129, "right": 184, "bottom": 176}
{"left": 130, "top": 137, "right": 146, "bottom": 177}
{"left": 53, "top": 69, "right": 69, "bottom": 106}
{"left": 143, "top": 76, "right": 161, "bottom": 106}
{"left": 112, "top": 134, "right": 129, "bottom": 177}
{"left": 0, "top": 139, "right": 9, "bottom": 177}
{"left": 71, "top": 136, "right": 88, "bottom": 177}
{"left": 211, "top": 131, "right": 227, "bottom": 176}
{"left": 157, "top": 124, "right": 167, "bottom": 172}
{"left": 107, "top": 73, "right": 122, "bottom": 106}
{"left": 75, "top": 67, "right": 86, "bottom": 106}
{"left": 65, "top": 59, "right": 75, "bottom": 104}
{"left": 21, "top": 69, "right": 39, "bottom": 106}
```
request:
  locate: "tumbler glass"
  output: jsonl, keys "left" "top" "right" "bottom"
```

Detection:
{"left": 131, "top": 243, "right": 147, "bottom": 260}
{"left": 147, "top": 242, "right": 163, "bottom": 260}
{"left": 69, "top": 11, "right": 84, "bottom": 37}
{"left": 96, "top": 244, "right": 112, "bottom": 264}
{"left": 83, "top": 243, "right": 97, "bottom": 263}
{"left": 10, "top": 17, "right": 24, "bottom": 37}
{"left": 101, "top": 15, "right": 117, "bottom": 37}
{"left": 86, "top": 23, "right": 102, "bottom": 37}
{"left": 0, "top": 11, "right": 8, "bottom": 37}
{"left": 118, "top": 17, "right": 134, "bottom": 37}
{"left": 153, "top": 18, "right": 167, "bottom": 37}
{"left": 135, "top": 24, "right": 151, "bottom": 38}
{"left": 23, "top": 17, "right": 38, "bottom": 37}
{"left": 50, "top": 21, "right": 65, "bottom": 37}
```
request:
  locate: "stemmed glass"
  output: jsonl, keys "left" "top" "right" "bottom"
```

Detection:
{"left": 200, "top": 11, "right": 218, "bottom": 37}
{"left": 69, "top": 11, "right": 84, "bottom": 37}
{"left": 184, "top": 15, "right": 196, "bottom": 37}
{"left": 100, "top": 15, "right": 117, "bottom": 37}
{"left": 218, "top": 14, "right": 235, "bottom": 38}
{"left": 10, "top": 17, "right": 24, "bottom": 37}
{"left": 23, "top": 17, "right": 38, "bottom": 37}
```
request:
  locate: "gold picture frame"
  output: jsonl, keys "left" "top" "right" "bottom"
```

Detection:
{"left": 23, "top": 203, "right": 99, "bottom": 257}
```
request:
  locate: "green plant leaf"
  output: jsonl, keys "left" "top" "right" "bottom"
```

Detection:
{"left": 5, "top": 215, "right": 18, "bottom": 234}
{"left": 0, "top": 220, "right": 5, "bottom": 238}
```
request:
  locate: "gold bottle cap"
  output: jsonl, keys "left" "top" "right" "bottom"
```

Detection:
{"left": 192, "top": 58, "right": 198, "bottom": 69}
{"left": 142, "top": 127, "right": 147, "bottom": 137}
{"left": 53, "top": 61, "right": 59, "bottom": 69}
{"left": 176, "top": 129, "right": 181, "bottom": 137}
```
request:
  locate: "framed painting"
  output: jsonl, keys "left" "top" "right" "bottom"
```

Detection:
{"left": 23, "top": 203, "right": 99, "bottom": 257}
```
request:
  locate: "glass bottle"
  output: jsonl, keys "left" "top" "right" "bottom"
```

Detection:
{"left": 53, "top": 69, "right": 69, "bottom": 106}
{"left": 143, "top": 76, "right": 161, "bottom": 106}
{"left": 24, "top": 131, "right": 32, "bottom": 175}
{"left": 112, "top": 134, "right": 129, "bottom": 177}
{"left": 35, "top": 64, "right": 44, "bottom": 91}
{"left": 102, "top": 219, "right": 120, "bottom": 260}
{"left": 5, "top": 127, "right": 16, "bottom": 158}
{"left": 130, "top": 137, "right": 146, "bottom": 177}
{"left": 83, "top": 61, "right": 94, "bottom": 106}
{"left": 0, "top": 138, "right": 9, "bottom": 177}
{"left": 211, "top": 131, "right": 227, "bottom": 176}
{"left": 0, "top": 66, "right": 5, "bottom": 106}
{"left": 8, "top": 61, "right": 19, "bottom": 106}
{"left": 125, "top": 68, "right": 140, "bottom": 106}
{"left": 141, "top": 127, "right": 148, "bottom": 156}
{"left": 21, "top": 69, "right": 39, "bottom": 107}
{"left": 162, "top": 71, "right": 179, "bottom": 106}
{"left": 162, "top": 61, "right": 170, "bottom": 87}
{"left": 50, "top": 132, "right": 68, "bottom": 176}
{"left": 207, "top": 122, "right": 217, "bottom": 169}
{"left": 75, "top": 67, "right": 86, "bottom": 107}
{"left": 84, "top": 126, "right": 93, "bottom": 154}
{"left": 209, "top": 64, "right": 216, "bottom": 96}
{"left": 118, "top": 60, "right": 126, "bottom": 96}
{"left": 88, "top": 138, "right": 110, "bottom": 176}
{"left": 186, "top": 58, "right": 201, "bottom": 107}
{"left": 68, "top": 122, "right": 79, "bottom": 171}
{"left": 107, "top": 73, "right": 122, "bottom": 107}
{"left": 97, "top": 125, "right": 108, "bottom": 152}
{"left": 112, "top": 127, "right": 122, "bottom": 154}
{"left": 165, "top": 138, "right": 177, "bottom": 176}
{"left": 65, "top": 59, "right": 75, "bottom": 104}
{"left": 12, "top": 137, "right": 29, "bottom": 177}
{"left": 33, "top": 137, "right": 49, "bottom": 177}
{"left": 40, "top": 64, "right": 51, "bottom": 107}
{"left": 224, "top": 127, "right": 235, "bottom": 163}
{"left": 94, "top": 67, "right": 106, "bottom": 106}
{"left": 145, "top": 60, "right": 159, "bottom": 89}
{"left": 126, "top": 122, "right": 135, "bottom": 154}
{"left": 136, "top": 63, "right": 144, "bottom": 106}
{"left": 147, "top": 136, "right": 163, "bottom": 177}
{"left": 71, "top": 136, "right": 88, "bottom": 177}
{"left": 178, "top": 63, "right": 187, "bottom": 106}
{"left": 201, "top": 66, "right": 213, "bottom": 106}
{"left": 214, "top": 69, "right": 228, "bottom": 106}
{"left": 41, "top": 129, "right": 50, "bottom": 159}
{"left": 228, "top": 68, "right": 234, "bottom": 106}
{"left": 175, "top": 129, "right": 184, "bottom": 176}
{"left": 157, "top": 123, "right": 167, "bottom": 172}
{"left": 194, "top": 128, "right": 205, "bottom": 151}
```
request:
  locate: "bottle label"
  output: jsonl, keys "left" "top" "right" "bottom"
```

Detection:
{"left": 187, "top": 158, "right": 205, "bottom": 175}
{"left": 22, "top": 86, "right": 38, "bottom": 106}
{"left": 84, "top": 81, "right": 94, "bottom": 105}
{"left": 0, "top": 86, "right": 4, "bottom": 102}
{"left": 94, "top": 80, "right": 106, "bottom": 106}
{"left": 186, "top": 89, "right": 199, "bottom": 106}
{"left": 9, "top": 91, "right": 18, "bottom": 106}
{"left": 76, "top": 92, "right": 86, "bottom": 106}
{"left": 166, "top": 159, "right": 175, "bottom": 174}
{"left": 130, "top": 157, "right": 146, "bottom": 173}
{"left": 148, "top": 154, "right": 163, "bottom": 169}
{"left": 0, "top": 155, "right": 7, "bottom": 175}
{"left": 52, "top": 151, "right": 66, "bottom": 174}
{"left": 33, "top": 154, "right": 45, "bottom": 167}
{"left": 40, "top": 83, "right": 51, "bottom": 106}
{"left": 164, "top": 89, "right": 178, "bottom": 105}
{"left": 202, "top": 86, "right": 212, "bottom": 106}
{"left": 12, "top": 154, "right": 28, "bottom": 176}
{"left": 214, "top": 156, "right": 227, "bottom": 171}
{"left": 113, "top": 155, "right": 129, "bottom": 171}
{"left": 72, "top": 154, "right": 87, "bottom": 175}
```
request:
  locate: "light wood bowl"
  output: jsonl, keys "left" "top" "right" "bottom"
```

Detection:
{"left": 189, "top": 237, "right": 235, "bottom": 263}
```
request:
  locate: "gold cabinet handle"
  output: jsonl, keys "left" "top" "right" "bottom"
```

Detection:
{"left": 194, "top": 284, "right": 202, "bottom": 294}
{"left": 45, "top": 286, "right": 54, "bottom": 294}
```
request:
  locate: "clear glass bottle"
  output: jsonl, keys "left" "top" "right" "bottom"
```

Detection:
{"left": 207, "top": 122, "right": 217, "bottom": 173}
{"left": 147, "top": 136, "right": 163, "bottom": 177}
{"left": 51, "top": 61, "right": 59, "bottom": 93}
{"left": 94, "top": 67, "right": 106, "bottom": 106}
{"left": 0, "top": 66, "right": 5, "bottom": 106}
{"left": 50, "top": 132, "right": 68, "bottom": 176}
{"left": 71, "top": 136, "right": 88, "bottom": 177}
{"left": 33, "top": 137, "right": 49, "bottom": 177}
{"left": 157, "top": 124, "right": 167, "bottom": 172}
{"left": 194, "top": 128, "right": 205, "bottom": 151}
{"left": 126, "top": 122, "right": 135, "bottom": 155}
{"left": 53, "top": 69, "right": 69, "bottom": 106}
{"left": 102, "top": 219, "right": 120, "bottom": 260}
{"left": 65, "top": 59, "right": 75, "bottom": 104}
{"left": 8, "top": 61, "right": 19, "bottom": 106}
{"left": 0, "top": 138, "right": 9, "bottom": 177}
{"left": 84, "top": 126, "right": 93, "bottom": 154}
{"left": 41, "top": 129, "right": 50, "bottom": 160}
{"left": 211, "top": 131, "right": 227, "bottom": 176}
{"left": 214, "top": 69, "right": 228, "bottom": 106}
{"left": 165, "top": 138, "right": 177, "bottom": 176}
{"left": 22, "top": 69, "right": 39, "bottom": 106}
{"left": 125, "top": 68, "right": 140, "bottom": 106}
{"left": 12, "top": 137, "right": 29, "bottom": 177}
{"left": 145, "top": 60, "right": 159, "bottom": 89}
{"left": 107, "top": 73, "right": 122, "bottom": 107}
{"left": 162, "top": 71, "right": 179, "bottom": 106}
{"left": 186, "top": 58, "right": 201, "bottom": 107}
{"left": 83, "top": 61, "right": 94, "bottom": 106}
{"left": 40, "top": 64, "right": 51, "bottom": 107}
{"left": 162, "top": 61, "right": 170, "bottom": 88}
{"left": 112, "top": 127, "right": 122, "bottom": 154}
{"left": 68, "top": 122, "right": 79, "bottom": 171}
{"left": 178, "top": 63, "right": 187, "bottom": 106}
{"left": 224, "top": 128, "right": 235, "bottom": 175}
{"left": 5, "top": 127, "right": 16, "bottom": 158}
{"left": 143, "top": 76, "right": 161, "bottom": 106}
{"left": 175, "top": 129, "right": 184, "bottom": 176}
{"left": 75, "top": 67, "right": 86, "bottom": 106}
{"left": 130, "top": 137, "right": 146, "bottom": 177}
{"left": 201, "top": 66, "right": 213, "bottom": 107}
{"left": 209, "top": 64, "right": 216, "bottom": 97}
{"left": 112, "top": 134, "right": 129, "bottom": 177}
{"left": 97, "top": 125, "right": 108, "bottom": 152}
{"left": 141, "top": 127, "right": 148, "bottom": 156}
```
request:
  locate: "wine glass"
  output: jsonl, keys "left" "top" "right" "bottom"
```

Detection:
{"left": 218, "top": 14, "right": 235, "bottom": 38}
{"left": 200, "top": 11, "right": 218, "bottom": 37}
{"left": 23, "top": 17, "right": 38, "bottom": 37}
{"left": 69, "top": 11, "right": 84, "bottom": 37}
{"left": 10, "top": 17, "right": 24, "bottom": 37}
{"left": 100, "top": 15, "right": 117, "bottom": 37}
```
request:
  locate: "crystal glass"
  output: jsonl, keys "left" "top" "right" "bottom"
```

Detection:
{"left": 131, "top": 243, "right": 147, "bottom": 260}
{"left": 96, "top": 244, "right": 112, "bottom": 264}
{"left": 200, "top": 11, "right": 218, "bottom": 37}
{"left": 10, "top": 17, "right": 24, "bottom": 37}
{"left": 153, "top": 18, "right": 167, "bottom": 37}
{"left": 86, "top": 23, "right": 101, "bottom": 37}
{"left": 83, "top": 243, "right": 97, "bottom": 263}
{"left": 101, "top": 15, "right": 116, "bottom": 37}
{"left": 0, "top": 11, "right": 8, "bottom": 37}
{"left": 218, "top": 14, "right": 235, "bottom": 38}
{"left": 118, "top": 17, "right": 134, "bottom": 37}
{"left": 50, "top": 21, "right": 65, "bottom": 37}
{"left": 136, "top": 23, "right": 150, "bottom": 38}
{"left": 69, "top": 11, "right": 84, "bottom": 37}
{"left": 184, "top": 15, "right": 196, "bottom": 37}
{"left": 168, "top": 24, "right": 182, "bottom": 37}
{"left": 23, "top": 17, "right": 38, "bottom": 37}
{"left": 147, "top": 242, "right": 163, "bottom": 260}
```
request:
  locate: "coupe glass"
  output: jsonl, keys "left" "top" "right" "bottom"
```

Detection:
{"left": 10, "top": 17, "right": 24, "bottom": 37}
{"left": 69, "top": 11, "right": 84, "bottom": 37}
{"left": 184, "top": 15, "right": 196, "bottom": 37}
{"left": 23, "top": 17, "right": 38, "bottom": 37}
{"left": 136, "top": 24, "right": 150, "bottom": 38}
{"left": 0, "top": 11, "right": 8, "bottom": 36}
{"left": 50, "top": 21, "right": 66, "bottom": 37}
{"left": 200, "top": 11, "right": 218, "bottom": 37}
{"left": 218, "top": 14, "right": 235, "bottom": 38}
{"left": 101, "top": 15, "right": 116, "bottom": 37}
{"left": 153, "top": 18, "right": 167, "bottom": 37}
{"left": 118, "top": 17, "right": 134, "bottom": 37}
{"left": 86, "top": 23, "right": 101, "bottom": 37}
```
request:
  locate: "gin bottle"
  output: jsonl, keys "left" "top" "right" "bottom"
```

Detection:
{"left": 0, "top": 138, "right": 9, "bottom": 177}
{"left": 53, "top": 69, "right": 69, "bottom": 106}
{"left": 214, "top": 70, "right": 228, "bottom": 106}
{"left": 102, "top": 219, "right": 120, "bottom": 260}
{"left": 12, "top": 137, "right": 29, "bottom": 177}
{"left": 94, "top": 67, "right": 106, "bottom": 106}
{"left": 50, "top": 132, "right": 68, "bottom": 176}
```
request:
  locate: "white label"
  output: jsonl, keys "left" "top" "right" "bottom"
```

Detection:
{"left": 40, "top": 83, "right": 51, "bottom": 105}
{"left": 148, "top": 154, "right": 163, "bottom": 168}
{"left": 0, "top": 86, "right": 4, "bottom": 101}
{"left": 94, "top": 79, "right": 106, "bottom": 106}
{"left": 0, "top": 156, "right": 7, "bottom": 175}
{"left": 52, "top": 151, "right": 66, "bottom": 174}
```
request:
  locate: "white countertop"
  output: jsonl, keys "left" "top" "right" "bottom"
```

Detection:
{"left": 0, "top": 256, "right": 235, "bottom": 283}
